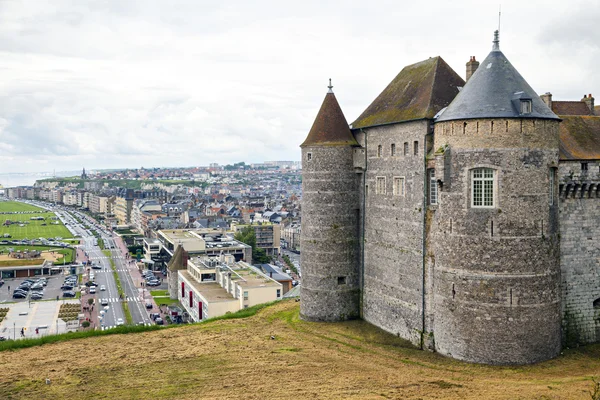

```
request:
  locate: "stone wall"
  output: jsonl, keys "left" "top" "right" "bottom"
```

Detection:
{"left": 360, "top": 120, "right": 429, "bottom": 346}
{"left": 430, "top": 118, "right": 562, "bottom": 364}
{"left": 559, "top": 160, "right": 600, "bottom": 345}
{"left": 300, "top": 145, "right": 361, "bottom": 321}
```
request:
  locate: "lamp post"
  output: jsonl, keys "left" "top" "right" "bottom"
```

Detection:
{"left": 13, "top": 322, "right": 15, "bottom": 340}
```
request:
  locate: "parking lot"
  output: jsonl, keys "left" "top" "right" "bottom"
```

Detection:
{"left": 0, "top": 275, "right": 72, "bottom": 304}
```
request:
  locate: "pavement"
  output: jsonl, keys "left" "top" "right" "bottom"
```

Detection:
{"left": 0, "top": 299, "right": 79, "bottom": 339}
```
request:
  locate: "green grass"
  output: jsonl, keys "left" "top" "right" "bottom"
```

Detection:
{"left": 150, "top": 290, "right": 169, "bottom": 297}
{"left": 153, "top": 297, "right": 180, "bottom": 307}
{"left": 0, "top": 212, "right": 73, "bottom": 240}
{"left": 0, "top": 244, "right": 75, "bottom": 265}
{"left": 105, "top": 250, "right": 133, "bottom": 325}
{"left": 0, "top": 201, "right": 44, "bottom": 212}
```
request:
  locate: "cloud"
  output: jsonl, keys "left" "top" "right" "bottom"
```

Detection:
{"left": 0, "top": 0, "right": 596, "bottom": 174}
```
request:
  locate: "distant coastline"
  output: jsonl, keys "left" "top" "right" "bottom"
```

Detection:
{"left": 0, "top": 171, "right": 80, "bottom": 188}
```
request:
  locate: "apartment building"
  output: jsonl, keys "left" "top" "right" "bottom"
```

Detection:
{"left": 232, "top": 222, "right": 281, "bottom": 256}
{"left": 178, "top": 256, "right": 282, "bottom": 322}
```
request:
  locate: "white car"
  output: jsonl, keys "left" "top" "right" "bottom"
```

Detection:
{"left": 100, "top": 285, "right": 106, "bottom": 291}
{"left": 116, "top": 318, "right": 124, "bottom": 326}
{"left": 89, "top": 287, "right": 96, "bottom": 294}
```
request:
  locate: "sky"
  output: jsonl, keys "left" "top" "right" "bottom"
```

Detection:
{"left": 0, "top": 0, "right": 598, "bottom": 174}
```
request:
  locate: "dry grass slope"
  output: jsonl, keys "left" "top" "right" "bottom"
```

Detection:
{"left": 0, "top": 300, "right": 599, "bottom": 400}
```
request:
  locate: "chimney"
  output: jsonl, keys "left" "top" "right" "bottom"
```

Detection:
{"left": 540, "top": 92, "right": 553, "bottom": 109}
{"left": 466, "top": 56, "right": 479, "bottom": 81}
{"left": 582, "top": 93, "right": 595, "bottom": 114}
{"left": 269, "top": 271, "right": 273, "bottom": 278}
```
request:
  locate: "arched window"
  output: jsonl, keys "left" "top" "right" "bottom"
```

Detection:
{"left": 593, "top": 298, "right": 600, "bottom": 309}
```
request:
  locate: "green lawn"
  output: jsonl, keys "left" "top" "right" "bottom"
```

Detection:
{"left": 0, "top": 212, "right": 73, "bottom": 240}
{"left": 0, "top": 245, "right": 76, "bottom": 265}
{"left": 153, "top": 296, "right": 180, "bottom": 307}
{"left": 0, "top": 201, "right": 44, "bottom": 213}
{"left": 150, "top": 290, "right": 169, "bottom": 297}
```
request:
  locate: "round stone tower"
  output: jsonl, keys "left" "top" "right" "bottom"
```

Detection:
{"left": 300, "top": 81, "right": 361, "bottom": 322}
{"left": 431, "top": 32, "right": 562, "bottom": 364}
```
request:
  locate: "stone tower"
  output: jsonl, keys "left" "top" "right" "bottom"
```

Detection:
{"left": 431, "top": 32, "right": 562, "bottom": 364}
{"left": 300, "top": 81, "right": 361, "bottom": 321}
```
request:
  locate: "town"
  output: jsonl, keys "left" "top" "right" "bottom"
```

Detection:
{"left": 0, "top": 160, "right": 302, "bottom": 337}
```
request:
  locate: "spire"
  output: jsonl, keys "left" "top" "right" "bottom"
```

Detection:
{"left": 300, "top": 83, "right": 358, "bottom": 147}
{"left": 492, "top": 30, "right": 500, "bottom": 51}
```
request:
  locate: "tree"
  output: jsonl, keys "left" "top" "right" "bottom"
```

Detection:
{"left": 234, "top": 226, "right": 270, "bottom": 264}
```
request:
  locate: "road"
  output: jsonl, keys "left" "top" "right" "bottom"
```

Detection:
{"left": 103, "top": 236, "right": 152, "bottom": 326}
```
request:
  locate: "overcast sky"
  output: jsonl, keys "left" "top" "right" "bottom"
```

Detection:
{"left": 0, "top": 0, "right": 598, "bottom": 174}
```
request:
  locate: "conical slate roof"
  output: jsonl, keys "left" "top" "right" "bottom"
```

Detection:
{"left": 436, "top": 32, "right": 559, "bottom": 122}
{"left": 301, "top": 86, "right": 358, "bottom": 147}
{"left": 352, "top": 57, "right": 464, "bottom": 129}
{"left": 167, "top": 244, "right": 186, "bottom": 272}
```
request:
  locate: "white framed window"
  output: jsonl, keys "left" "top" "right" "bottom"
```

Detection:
{"left": 520, "top": 100, "right": 532, "bottom": 114}
{"left": 393, "top": 177, "right": 405, "bottom": 196}
{"left": 429, "top": 169, "right": 438, "bottom": 205}
{"left": 471, "top": 168, "right": 495, "bottom": 208}
{"left": 549, "top": 168, "right": 556, "bottom": 205}
{"left": 391, "top": 143, "right": 396, "bottom": 156}
{"left": 377, "top": 145, "right": 382, "bottom": 158}
{"left": 376, "top": 176, "right": 386, "bottom": 195}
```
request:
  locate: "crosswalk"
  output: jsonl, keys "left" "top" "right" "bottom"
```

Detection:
{"left": 101, "top": 322, "right": 153, "bottom": 330}
{"left": 101, "top": 296, "right": 146, "bottom": 304}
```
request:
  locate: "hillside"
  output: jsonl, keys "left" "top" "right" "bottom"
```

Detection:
{"left": 0, "top": 300, "right": 599, "bottom": 399}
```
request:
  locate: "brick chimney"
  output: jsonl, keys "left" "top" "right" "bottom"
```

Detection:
{"left": 466, "top": 56, "right": 479, "bottom": 81}
{"left": 540, "top": 92, "right": 552, "bottom": 109}
{"left": 582, "top": 94, "right": 595, "bottom": 114}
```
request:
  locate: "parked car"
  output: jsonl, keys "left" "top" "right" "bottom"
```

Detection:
{"left": 145, "top": 301, "right": 153, "bottom": 309}
{"left": 85, "top": 281, "right": 98, "bottom": 287}
{"left": 149, "top": 312, "right": 160, "bottom": 320}
{"left": 116, "top": 318, "right": 124, "bottom": 326}
{"left": 155, "top": 318, "right": 164, "bottom": 325}
{"left": 30, "top": 293, "right": 43, "bottom": 300}
{"left": 89, "top": 287, "right": 96, "bottom": 294}
{"left": 62, "top": 291, "right": 76, "bottom": 298}
{"left": 146, "top": 280, "right": 161, "bottom": 287}
{"left": 12, "top": 292, "right": 27, "bottom": 299}
{"left": 60, "top": 285, "right": 74, "bottom": 291}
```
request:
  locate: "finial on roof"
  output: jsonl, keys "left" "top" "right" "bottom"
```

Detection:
{"left": 327, "top": 78, "right": 333, "bottom": 93}
{"left": 492, "top": 30, "right": 500, "bottom": 51}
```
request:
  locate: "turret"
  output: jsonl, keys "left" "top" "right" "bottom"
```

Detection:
{"left": 300, "top": 81, "right": 361, "bottom": 321}
{"left": 431, "top": 31, "right": 562, "bottom": 364}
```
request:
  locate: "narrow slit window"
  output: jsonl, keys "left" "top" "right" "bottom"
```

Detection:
{"left": 404, "top": 142, "right": 409, "bottom": 155}
{"left": 377, "top": 145, "right": 382, "bottom": 158}
{"left": 413, "top": 141, "right": 419, "bottom": 156}
{"left": 307, "top": 152, "right": 312, "bottom": 161}
{"left": 582, "top": 162, "right": 589, "bottom": 171}
{"left": 337, "top": 276, "right": 346, "bottom": 285}
{"left": 391, "top": 143, "right": 396, "bottom": 156}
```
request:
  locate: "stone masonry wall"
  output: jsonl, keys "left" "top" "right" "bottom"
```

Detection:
{"left": 431, "top": 118, "right": 562, "bottom": 364}
{"left": 300, "top": 145, "right": 361, "bottom": 322}
{"left": 361, "top": 120, "right": 429, "bottom": 346}
{"left": 558, "top": 160, "right": 600, "bottom": 345}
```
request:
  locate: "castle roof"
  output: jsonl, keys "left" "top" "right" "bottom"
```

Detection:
{"left": 436, "top": 32, "right": 559, "bottom": 122}
{"left": 301, "top": 85, "right": 358, "bottom": 147}
{"left": 552, "top": 101, "right": 593, "bottom": 116}
{"left": 352, "top": 56, "right": 464, "bottom": 129}
{"left": 558, "top": 115, "right": 600, "bottom": 160}
{"left": 167, "top": 244, "right": 187, "bottom": 272}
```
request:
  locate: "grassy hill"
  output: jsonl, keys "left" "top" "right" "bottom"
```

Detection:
{"left": 0, "top": 301, "right": 599, "bottom": 399}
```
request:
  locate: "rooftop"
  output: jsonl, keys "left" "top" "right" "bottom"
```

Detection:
{"left": 180, "top": 271, "right": 236, "bottom": 303}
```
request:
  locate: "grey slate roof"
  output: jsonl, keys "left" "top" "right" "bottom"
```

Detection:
{"left": 436, "top": 37, "right": 559, "bottom": 122}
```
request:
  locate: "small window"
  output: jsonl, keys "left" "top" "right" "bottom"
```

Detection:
{"left": 376, "top": 176, "right": 386, "bottom": 195}
{"left": 429, "top": 169, "right": 438, "bottom": 205}
{"left": 414, "top": 141, "right": 419, "bottom": 156}
{"left": 307, "top": 153, "right": 312, "bottom": 161}
{"left": 337, "top": 276, "right": 346, "bottom": 285}
{"left": 471, "top": 168, "right": 495, "bottom": 208}
{"left": 404, "top": 142, "right": 409, "bottom": 155}
{"left": 243, "top": 291, "right": 249, "bottom": 300}
{"left": 520, "top": 100, "right": 532, "bottom": 114}
{"left": 393, "top": 177, "right": 405, "bottom": 196}
{"left": 593, "top": 298, "right": 600, "bottom": 309}
{"left": 582, "top": 162, "right": 588, "bottom": 171}
{"left": 377, "top": 145, "right": 382, "bottom": 158}
{"left": 276, "top": 289, "right": 281, "bottom": 298}
{"left": 391, "top": 143, "right": 396, "bottom": 156}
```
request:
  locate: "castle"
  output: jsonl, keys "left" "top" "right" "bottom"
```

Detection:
{"left": 299, "top": 31, "right": 600, "bottom": 365}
